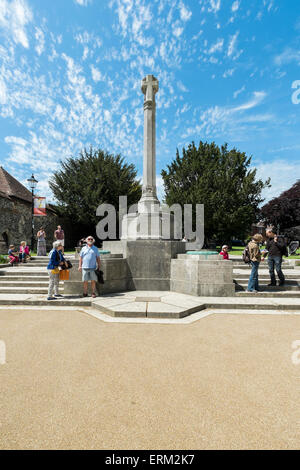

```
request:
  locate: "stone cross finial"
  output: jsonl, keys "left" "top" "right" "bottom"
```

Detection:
{"left": 141, "top": 74, "right": 159, "bottom": 102}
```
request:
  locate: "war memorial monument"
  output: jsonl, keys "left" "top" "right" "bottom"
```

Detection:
{"left": 64, "top": 75, "right": 234, "bottom": 316}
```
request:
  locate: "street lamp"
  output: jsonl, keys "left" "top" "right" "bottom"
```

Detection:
{"left": 27, "top": 174, "right": 38, "bottom": 252}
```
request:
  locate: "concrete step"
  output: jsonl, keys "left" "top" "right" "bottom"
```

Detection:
{"left": 0, "top": 286, "right": 62, "bottom": 294}
{"left": 0, "top": 281, "right": 50, "bottom": 287}
{"left": 0, "top": 275, "right": 49, "bottom": 280}
{"left": 233, "top": 264, "right": 294, "bottom": 270}
{"left": 234, "top": 273, "right": 300, "bottom": 280}
{"left": 0, "top": 296, "right": 91, "bottom": 306}
{"left": 235, "top": 291, "right": 300, "bottom": 298}
{"left": 0, "top": 271, "right": 47, "bottom": 277}
{"left": 234, "top": 279, "right": 300, "bottom": 286}
{"left": 235, "top": 285, "right": 300, "bottom": 292}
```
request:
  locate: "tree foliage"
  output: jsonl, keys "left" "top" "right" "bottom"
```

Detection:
{"left": 161, "top": 141, "right": 270, "bottom": 243}
{"left": 49, "top": 147, "right": 142, "bottom": 237}
{"left": 260, "top": 180, "right": 300, "bottom": 230}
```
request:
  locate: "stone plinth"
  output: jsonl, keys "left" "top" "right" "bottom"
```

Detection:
{"left": 171, "top": 255, "right": 235, "bottom": 297}
{"left": 64, "top": 255, "right": 129, "bottom": 296}
{"left": 124, "top": 240, "right": 186, "bottom": 291}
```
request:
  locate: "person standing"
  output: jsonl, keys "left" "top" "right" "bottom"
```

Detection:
{"left": 247, "top": 233, "right": 264, "bottom": 293}
{"left": 37, "top": 227, "right": 47, "bottom": 256}
{"left": 46, "top": 241, "right": 65, "bottom": 300}
{"left": 54, "top": 225, "right": 65, "bottom": 254}
{"left": 78, "top": 236, "right": 101, "bottom": 298}
{"left": 262, "top": 228, "right": 286, "bottom": 286}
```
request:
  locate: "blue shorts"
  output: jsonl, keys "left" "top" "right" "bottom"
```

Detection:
{"left": 82, "top": 268, "right": 98, "bottom": 282}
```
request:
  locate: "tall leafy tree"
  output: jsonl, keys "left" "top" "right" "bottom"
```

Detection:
{"left": 260, "top": 180, "right": 300, "bottom": 231}
{"left": 161, "top": 141, "right": 270, "bottom": 243}
{"left": 49, "top": 147, "right": 142, "bottom": 240}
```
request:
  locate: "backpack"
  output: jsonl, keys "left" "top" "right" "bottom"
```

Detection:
{"left": 242, "top": 245, "right": 251, "bottom": 264}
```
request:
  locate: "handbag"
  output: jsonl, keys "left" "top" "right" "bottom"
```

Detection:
{"left": 51, "top": 267, "right": 60, "bottom": 274}
{"left": 59, "top": 269, "right": 69, "bottom": 281}
{"left": 95, "top": 269, "right": 105, "bottom": 284}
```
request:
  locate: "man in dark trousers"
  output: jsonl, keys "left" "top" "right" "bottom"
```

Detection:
{"left": 262, "top": 228, "right": 286, "bottom": 286}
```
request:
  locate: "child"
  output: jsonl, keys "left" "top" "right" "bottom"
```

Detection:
{"left": 19, "top": 241, "right": 30, "bottom": 263}
{"left": 8, "top": 245, "right": 19, "bottom": 266}
{"left": 219, "top": 245, "right": 230, "bottom": 260}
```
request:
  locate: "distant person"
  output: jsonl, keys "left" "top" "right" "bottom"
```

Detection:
{"left": 78, "top": 238, "right": 87, "bottom": 248}
{"left": 54, "top": 225, "right": 65, "bottom": 254}
{"left": 37, "top": 227, "right": 47, "bottom": 256}
{"left": 78, "top": 236, "right": 101, "bottom": 298}
{"left": 219, "top": 245, "right": 229, "bottom": 260}
{"left": 8, "top": 245, "right": 19, "bottom": 266}
{"left": 47, "top": 241, "right": 66, "bottom": 300}
{"left": 182, "top": 236, "right": 188, "bottom": 242}
{"left": 247, "top": 233, "right": 264, "bottom": 293}
{"left": 19, "top": 241, "right": 30, "bottom": 263}
{"left": 262, "top": 228, "right": 286, "bottom": 286}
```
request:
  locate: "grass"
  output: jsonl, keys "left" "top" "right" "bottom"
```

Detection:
{"left": 0, "top": 254, "right": 8, "bottom": 264}
{"left": 227, "top": 245, "right": 300, "bottom": 259}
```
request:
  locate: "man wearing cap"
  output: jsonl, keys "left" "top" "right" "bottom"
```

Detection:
{"left": 78, "top": 236, "right": 101, "bottom": 298}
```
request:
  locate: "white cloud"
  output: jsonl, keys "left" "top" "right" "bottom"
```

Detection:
{"left": 74, "top": 0, "right": 92, "bottom": 6}
{"left": 35, "top": 27, "right": 45, "bottom": 55}
{"left": 231, "top": 1, "right": 239, "bottom": 12}
{"left": 0, "top": 77, "right": 7, "bottom": 104}
{"left": 223, "top": 68, "right": 235, "bottom": 78}
{"left": 173, "top": 26, "right": 183, "bottom": 37}
{"left": 227, "top": 31, "right": 242, "bottom": 59}
{"left": 182, "top": 91, "right": 268, "bottom": 140}
{"left": 208, "top": 0, "right": 221, "bottom": 13}
{"left": 208, "top": 38, "right": 224, "bottom": 54}
{"left": 179, "top": 2, "right": 192, "bottom": 21}
{"left": 0, "top": 0, "right": 33, "bottom": 48}
{"left": 274, "top": 48, "right": 300, "bottom": 66}
{"left": 233, "top": 85, "right": 245, "bottom": 98}
{"left": 255, "top": 160, "right": 300, "bottom": 202}
{"left": 91, "top": 65, "right": 104, "bottom": 82}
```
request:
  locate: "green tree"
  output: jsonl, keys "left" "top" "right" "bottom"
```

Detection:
{"left": 161, "top": 141, "right": 270, "bottom": 243}
{"left": 49, "top": 147, "right": 142, "bottom": 240}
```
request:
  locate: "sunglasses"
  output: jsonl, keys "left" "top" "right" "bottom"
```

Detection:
{"left": 87, "top": 238, "right": 93, "bottom": 241}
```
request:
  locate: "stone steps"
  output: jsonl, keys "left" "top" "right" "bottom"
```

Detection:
{"left": 0, "top": 286, "right": 62, "bottom": 294}
{"left": 233, "top": 264, "right": 294, "bottom": 270}
{"left": 0, "top": 275, "right": 49, "bottom": 280}
{"left": 235, "top": 291, "right": 300, "bottom": 298}
{"left": 0, "top": 281, "right": 50, "bottom": 287}
{"left": 233, "top": 273, "right": 300, "bottom": 280}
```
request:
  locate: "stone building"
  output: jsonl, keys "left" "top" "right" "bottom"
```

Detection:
{"left": 0, "top": 166, "right": 59, "bottom": 253}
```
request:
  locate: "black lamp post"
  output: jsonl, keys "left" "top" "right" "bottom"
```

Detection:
{"left": 27, "top": 174, "right": 38, "bottom": 252}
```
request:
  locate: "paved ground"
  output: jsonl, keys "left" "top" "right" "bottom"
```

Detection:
{"left": 0, "top": 308, "right": 299, "bottom": 450}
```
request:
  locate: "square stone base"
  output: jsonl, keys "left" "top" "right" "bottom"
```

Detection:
{"left": 123, "top": 240, "right": 186, "bottom": 291}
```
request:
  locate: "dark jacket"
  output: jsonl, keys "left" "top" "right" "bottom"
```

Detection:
{"left": 47, "top": 249, "right": 65, "bottom": 270}
{"left": 266, "top": 237, "right": 285, "bottom": 258}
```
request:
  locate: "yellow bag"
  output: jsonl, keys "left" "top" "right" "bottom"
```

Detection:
{"left": 51, "top": 268, "right": 59, "bottom": 275}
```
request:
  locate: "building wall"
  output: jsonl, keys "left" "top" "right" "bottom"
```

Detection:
{"left": 0, "top": 196, "right": 59, "bottom": 253}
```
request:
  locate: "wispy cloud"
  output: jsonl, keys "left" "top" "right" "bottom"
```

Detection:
{"left": 0, "top": 0, "right": 33, "bottom": 48}
{"left": 74, "top": 0, "right": 92, "bottom": 6}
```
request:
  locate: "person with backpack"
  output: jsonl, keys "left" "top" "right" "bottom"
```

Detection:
{"left": 262, "top": 228, "right": 286, "bottom": 286}
{"left": 246, "top": 233, "right": 264, "bottom": 293}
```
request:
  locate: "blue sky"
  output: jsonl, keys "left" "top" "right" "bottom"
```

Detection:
{"left": 0, "top": 0, "right": 299, "bottom": 204}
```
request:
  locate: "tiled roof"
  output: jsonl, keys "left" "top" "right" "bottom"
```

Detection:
{"left": 0, "top": 166, "right": 32, "bottom": 203}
